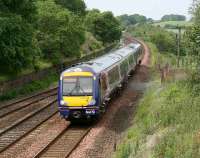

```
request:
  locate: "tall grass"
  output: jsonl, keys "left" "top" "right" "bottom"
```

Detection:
{"left": 114, "top": 72, "right": 200, "bottom": 158}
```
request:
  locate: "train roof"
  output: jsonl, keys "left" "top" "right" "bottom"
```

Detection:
{"left": 62, "top": 43, "right": 141, "bottom": 75}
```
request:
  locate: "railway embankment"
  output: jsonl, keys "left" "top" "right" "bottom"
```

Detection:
{"left": 114, "top": 42, "right": 200, "bottom": 158}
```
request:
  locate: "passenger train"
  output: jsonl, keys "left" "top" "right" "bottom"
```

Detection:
{"left": 58, "top": 42, "right": 143, "bottom": 120}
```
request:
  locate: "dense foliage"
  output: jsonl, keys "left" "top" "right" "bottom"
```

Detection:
{"left": 0, "top": 0, "right": 121, "bottom": 73}
{"left": 184, "top": 0, "right": 200, "bottom": 65}
{"left": 87, "top": 11, "right": 122, "bottom": 44}
{"left": 129, "top": 24, "right": 177, "bottom": 54}
{"left": 118, "top": 14, "right": 147, "bottom": 28}
{"left": 55, "top": 0, "right": 86, "bottom": 15}
{"left": 36, "top": 0, "right": 85, "bottom": 63}
{"left": 190, "top": 0, "right": 200, "bottom": 24}
{"left": 0, "top": 0, "right": 39, "bottom": 72}
{"left": 161, "top": 14, "right": 186, "bottom": 21}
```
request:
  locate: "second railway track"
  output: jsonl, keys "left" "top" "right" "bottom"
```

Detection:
{"left": 0, "top": 101, "right": 58, "bottom": 152}
{"left": 0, "top": 38, "right": 148, "bottom": 158}
{"left": 0, "top": 88, "right": 57, "bottom": 118}
{"left": 0, "top": 96, "right": 57, "bottom": 135}
{"left": 34, "top": 125, "right": 91, "bottom": 158}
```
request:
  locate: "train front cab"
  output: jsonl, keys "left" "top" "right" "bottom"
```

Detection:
{"left": 58, "top": 71, "right": 100, "bottom": 120}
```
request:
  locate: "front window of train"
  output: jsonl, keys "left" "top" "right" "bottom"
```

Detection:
{"left": 62, "top": 77, "right": 93, "bottom": 96}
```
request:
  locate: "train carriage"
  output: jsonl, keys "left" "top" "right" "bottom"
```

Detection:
{"left": 58, "top": 43, "right": 142, "bottom": 120}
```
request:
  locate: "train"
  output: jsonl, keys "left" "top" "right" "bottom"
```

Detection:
{"left": 58, "top": 42, "right": 143, "bottom": 121}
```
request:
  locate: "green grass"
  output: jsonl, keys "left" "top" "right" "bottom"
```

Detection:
{"left": 114, "top": 39, "right": 200, "bottom": 158}
{"left": 153, "top": 21, "right": 193, "bottom": 33}
{"left": 114, "top": 73, "right": 200, "bottom": 158}
{"left": 147, "top": 42, "right": 177, "bottom": 68}
{"left": 153, "top": 21, "right": 193, "bottom": 27}
{"left": 114, "top": 41, "right": 200, "bottom": 157}
{"left": 0, "top": 71, "right": 58, "bottom": 102}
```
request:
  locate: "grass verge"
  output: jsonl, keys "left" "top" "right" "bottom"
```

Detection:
{"left": 114, "top": 42, "right": 200, "bottom": 158}
{"left": 115, "top": 72, "right": 200, "bottom": 158}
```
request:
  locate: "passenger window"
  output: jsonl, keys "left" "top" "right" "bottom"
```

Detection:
{"left": 128, "top": 54, "right": 134, "bottom": 66}
{"left": 120, "top": 60, "right": 129, "bottom": 77}
{"left": 108, "top": 66, "right": 120, "bottom": 85}
{"left": 100, "top": 72, "right": 108, "bottom": 91}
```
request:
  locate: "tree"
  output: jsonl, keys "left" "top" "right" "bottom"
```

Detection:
{"left": 36, "top": 0, "right": 85, "bottom": 63}
{"left": 0, "top": 0, "right": 39, "bottom": 72}
{"left": 118, "top": 14, "right": 147, "bottom": 27}
{"left": 190, "top": 0, "right": 200, "bottom": 24}
{"left": 131, "top": 14, "right": 147, "bottom": 23}
{"left": 55, "top": 0, "right": 86, "bottom": 15}
{"left": 93, "top": 12, "right": 122, "bottom": 44}
{"left": 118, "top": 14, "right": 137, "bottom": 26}
{"left": 147, "top": 18, "right": 154, "bottom": 23}
{"left": 85, "top": 9, "right": 101, "bottom": 32}
{"left": 186, "top": 0, "right": 200, "bottom": 55}
{"left": 0, "top": 0, "right": 37, "bottom": 22}
{"left": 0, "top": 15, "right": 40, "bottom": 72}
{"left": 161, "top": 14, "right": 186, "bottom": 21}
{"left": 151, "top": 31, "right": 176, "bottom": 53}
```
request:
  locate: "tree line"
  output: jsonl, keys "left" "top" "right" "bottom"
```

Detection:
{"left": 0, "top": 0, "right": 122, "bottom": 73}
{"left": 118, "top": 13, "right": 187, "bottom": 29}
{"left": 161, "top": 14, "right": 186, "bottom": 21}
{"left": 117, "top": 14, "right": 153, "bottom": 28}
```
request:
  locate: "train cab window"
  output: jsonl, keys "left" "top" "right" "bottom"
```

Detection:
{"left": 62, "top": 77, "right": 93, "bottom": 96}
{"left": 108, "top": 66, "right": 120, "bottom": 85}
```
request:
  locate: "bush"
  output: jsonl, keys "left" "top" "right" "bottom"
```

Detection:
{"left": 130, "top": 24, "right": 176, "bottom": 53}
{"left": 85, "top": 10, "right": 122, "bottom": 44}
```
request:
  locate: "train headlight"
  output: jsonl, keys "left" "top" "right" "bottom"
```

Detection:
{"left": 60, "top": 100, "right": 65, "bottom": 106}
{"left": 89, "top": 99, "right": 96, "bottom": 106}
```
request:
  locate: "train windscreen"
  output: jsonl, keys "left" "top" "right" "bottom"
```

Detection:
{"left": 62, "top": 77, "right": 93, "bottom": 96}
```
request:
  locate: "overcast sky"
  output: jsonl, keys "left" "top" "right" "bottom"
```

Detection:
{"left": 84, "top": 0, "right": 192, "bottom": 20}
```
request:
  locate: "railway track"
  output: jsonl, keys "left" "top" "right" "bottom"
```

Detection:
{"left": 34, "top": 125, "right": 91, "bottom": 158}
{"left": 0, "top": 101, "right": 58, "bottom": 153}
{"left": 0, "top": 96, "right": 57, "bottom": 134}
{"left": 0, "top": 88, "right": 57, "bottom": 118}
{"left": 0, "top": 38, "right": 148, "bottom": 158}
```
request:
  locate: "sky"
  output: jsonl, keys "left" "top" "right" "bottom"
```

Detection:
{"left": 84, "top": 0, "right": 192, "bottom": 20}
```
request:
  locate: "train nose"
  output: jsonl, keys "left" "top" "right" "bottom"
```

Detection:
{"left": 72, "top": 111, "right": 82, "bottom": 119}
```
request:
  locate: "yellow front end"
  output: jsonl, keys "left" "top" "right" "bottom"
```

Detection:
{"left": 63, "top": 96, "right": 93, "bottom": 107}
{"left": 62, "top": 71, "right": 94, "bottom": 107}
